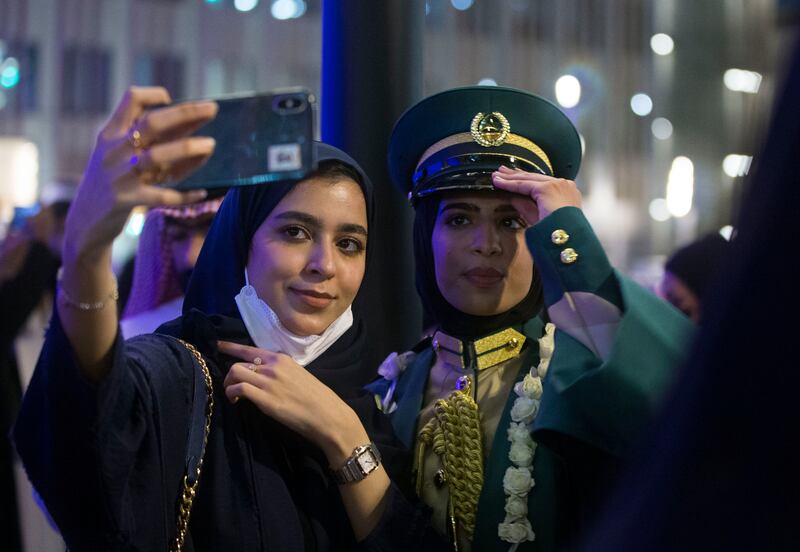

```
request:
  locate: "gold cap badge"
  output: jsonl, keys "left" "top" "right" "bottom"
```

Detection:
{"left": 470, "top": 111, "right": 510, "bottom": 147}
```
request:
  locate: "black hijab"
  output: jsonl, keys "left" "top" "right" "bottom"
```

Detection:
{"left": 160, "top": 142, "right": 408, "bottom": 544}
{"left": 413, "top": 193, "right": 543, "bottom": 340}
{"left": 167, "top": 142, "right": 376, "bottom": 393}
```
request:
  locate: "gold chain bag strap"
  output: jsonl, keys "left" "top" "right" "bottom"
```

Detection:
{"left": 170, "top": 339, "right": 214, "bottom": 552}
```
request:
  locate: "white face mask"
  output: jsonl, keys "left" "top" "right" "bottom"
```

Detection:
{"left": 234, "top": 269, "right": 354, "bottom": 366}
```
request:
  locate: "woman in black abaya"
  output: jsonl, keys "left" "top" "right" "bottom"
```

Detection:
{"left": 13, "top": 87, "right": 405, "bottom": 551}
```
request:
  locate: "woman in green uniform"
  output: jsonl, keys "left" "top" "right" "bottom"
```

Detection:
{"left": 368, "top": 86, "right": 693, "bottom": 551}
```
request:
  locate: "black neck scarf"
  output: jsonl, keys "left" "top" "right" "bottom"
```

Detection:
{"left": 413, "top": 194, "right": 544, "bottom": 341}
{"left": 160, "top": 142, "right": 376, "bottom": 395}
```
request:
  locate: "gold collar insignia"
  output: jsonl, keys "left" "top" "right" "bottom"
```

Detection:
{"left": 432, "top": 327, "right": 526, "bottom": 370}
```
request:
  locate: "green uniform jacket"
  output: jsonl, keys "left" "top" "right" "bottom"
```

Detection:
{"left": 369, "top": 207, "right": 693, "bottom": 551}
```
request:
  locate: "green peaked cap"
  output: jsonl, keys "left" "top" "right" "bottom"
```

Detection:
{"left": 388, "top": 85, "right": 582, "bottom": 203}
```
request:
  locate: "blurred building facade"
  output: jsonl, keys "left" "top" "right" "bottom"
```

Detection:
{"left": 0, "top": 0, "right": 786, "bottom": 274}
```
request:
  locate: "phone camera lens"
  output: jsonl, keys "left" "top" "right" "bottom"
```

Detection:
{"left": 275, "top": 94, "right": 307, "bottom": 114}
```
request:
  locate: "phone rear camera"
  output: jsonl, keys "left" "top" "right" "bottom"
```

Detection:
{"left": 274, "top": 95, "right": 307, "bottom": 115}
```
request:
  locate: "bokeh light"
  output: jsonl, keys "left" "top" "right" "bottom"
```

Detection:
{"left": 650, "top": 33, "right": 674, "bottom": 56}
{"left": 649, "top": 198, "right": 671, "bottom": 222}
{"left": 555, "top": 74, "right": 581, "bottom": 108}
{"left": 451, "top": 0, "right": 475, "bottom": 10}
{"left": 630, "top": 92, "right": 653, "bottom": 116}
{"left": 724, "top": 68, "right": 762, "bottom": 94}
{"left": 722, "top": 154, "right": 753, "bottom": 177}
{"left": 719, "top": 225, "right": 734, "bottom": 240}
{"left": 1, "top": 58, "right": 20, "bottom": 89}
{"left": 271, "top": 0, "right": 306, "bottom": 19}
{"left": 651, "top": 117, "right": 673, "bottom": 140}
{"left": 234, "top": 0, "right": 259, "bottom": 13}
{"left": 666, "top": 156, "right": 694, "bottom": 218}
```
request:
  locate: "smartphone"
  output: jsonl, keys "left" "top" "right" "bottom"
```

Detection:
{"left": 170, "top": 88, "right": 316, "bottom": 191}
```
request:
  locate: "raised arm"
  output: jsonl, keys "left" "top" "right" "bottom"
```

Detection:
{"left": 491, "top": 167, "right": 622, "bottom": 355}
{"left": 493, "top": 166, "right": 693, "bottom": 457}
{"left": 58, "top": 86, "right": 217, "bottom": 382}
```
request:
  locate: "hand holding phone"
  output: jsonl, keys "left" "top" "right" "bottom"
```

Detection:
{"left": 169, "top": 88, "right": 317, "bottom": 191}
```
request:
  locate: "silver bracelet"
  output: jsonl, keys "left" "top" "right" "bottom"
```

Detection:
{"left": 57, "top": 269, "right": 119, "bottom": 311}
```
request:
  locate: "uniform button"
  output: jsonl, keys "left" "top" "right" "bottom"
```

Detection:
{"left": 551, "top": 229, "right": 570, "bottom": 245}
{"left": 560, "top": 248, "right": 578, "bottom": 264}
{"left": 506, "top": 337, "right": 520, "bottom": 350}
{"left": 434, "top": 469, "right": 447, "bottom": 487}
{"left": 432, "top": 339, "right": 440, "bottom": 351}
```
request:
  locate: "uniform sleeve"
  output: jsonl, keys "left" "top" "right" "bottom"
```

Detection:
{"left": 11, "top": 307, "right": 195, "bottom": 550}
{"left": 526, "top": 206, "right": 624, "bottom": 359}
{"left": 527, "top": 207, "right": 694, "bottom": 456}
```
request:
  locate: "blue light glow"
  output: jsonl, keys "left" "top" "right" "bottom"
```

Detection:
{"left": 271, "top": 0, "right": 305, "bottom": 19}
{"left": 234, "top": 0, "right": 259, "bottom": 12}
{"left": 451, "top": 0, "right": 474, "bottom": 11}
{"left": 1, "top": 59, "right": 20, "bottom": 89}
{"left": 124, "top": 211, "right": 146, "bottom": 237}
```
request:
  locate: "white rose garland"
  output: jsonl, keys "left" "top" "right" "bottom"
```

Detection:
{"left": 509, "top": 396, "right": 540, "bottom": 424}
{"left": 503, "top": 495, "right": 528, "bottom": 518}
{"left": 498, "top": 322, "right": 555, "bottom": 550}
{"left": 498, "top": 518, "right": 535, "bottom": 544}
{"left": 508, "top": 442, "right": 534, "bottom": 468}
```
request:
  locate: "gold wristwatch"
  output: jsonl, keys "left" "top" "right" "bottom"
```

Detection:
{"left": 331, "top": 442, "right": 382, "bottom": 484}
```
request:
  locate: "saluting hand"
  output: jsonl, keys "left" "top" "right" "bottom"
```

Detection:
{"left": 491, "top": 166, "right": 582, "bottom": 226}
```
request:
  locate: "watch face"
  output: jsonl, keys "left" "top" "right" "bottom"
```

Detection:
{"left": 357, "top": 451, "right": 378, "bottom": 474}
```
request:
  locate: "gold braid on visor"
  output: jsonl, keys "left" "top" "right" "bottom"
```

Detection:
{"left": 415, "top": 132, "right": 554, "bottom": 174}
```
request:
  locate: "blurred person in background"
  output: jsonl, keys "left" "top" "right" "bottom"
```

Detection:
{"left": 576, "top": 37, "right": 800, "bottom": 552}
{"left": 658, "top": 233, "right": 731, "bottom": 323}
{"left": 120, "top": 197, "right": 222, "bottom": 338}
{"left": 0, "top": 199, "right": 70, "bottom": 552}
